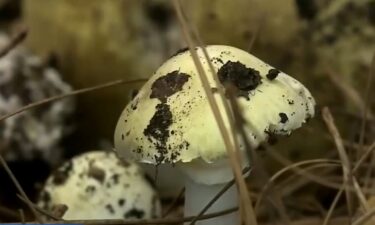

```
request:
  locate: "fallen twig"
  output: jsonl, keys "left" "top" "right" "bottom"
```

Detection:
{"left": 0, "top": 27, "right": 28, "bottom": 58}
{"left": 0, "top": 154, "right": 43, "bottom": 223}
{"left": 6, "top": 207, "right": 238, "bottom": 225}
{"left": 162, "top": 188, "right": 185, "bottom": 217}
{"left": 0, "top": 79, "right": 147, "bottom": 123}
{"left": 171, "top": 0, "right": 255, "bottom": 224}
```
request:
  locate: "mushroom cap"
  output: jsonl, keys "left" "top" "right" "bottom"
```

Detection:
{"left": 37, "top": 151, "right": 161, "bottom": 220}
{"left": 114, "top": 45, "right": 315, "bottom": 166}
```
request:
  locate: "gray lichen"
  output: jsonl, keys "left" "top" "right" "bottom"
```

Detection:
{"left": 0, "top": 32, "right": 75, "bottom": 165}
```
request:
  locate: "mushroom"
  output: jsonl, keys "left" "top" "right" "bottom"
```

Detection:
{"left": 114, "top": 45, "right": 315, "bottom": 225}
{"left": 37, "top": 151, "right": 161, "bottom": 220}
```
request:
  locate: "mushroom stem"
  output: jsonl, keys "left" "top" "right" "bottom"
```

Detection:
{"left": 184, "top": 176, "right": 239, "bottom": 225}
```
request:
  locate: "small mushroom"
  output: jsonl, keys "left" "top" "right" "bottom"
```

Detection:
{"left": 114, "top": 45, "right": 315, "bottom": 225}
{"left": 37, "top": 151, "right": 161, "bottom": 220}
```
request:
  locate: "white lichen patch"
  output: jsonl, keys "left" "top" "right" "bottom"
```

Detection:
{"left": 306, "top": 0, "right": 375, "bottom": 78}
{"left": 0, "top": 33, "right": 74, "bottom": 164}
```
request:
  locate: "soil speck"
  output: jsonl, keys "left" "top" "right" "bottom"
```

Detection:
{"left": 266, "top": 69, "right": 280, "bottom": 80}
{"left": 150, "top": 71, "right": 190, "bottom": 102}
{"left": 279, "top": 113, "right": 289, "bottom": 124}
{"left": 218, "top": 61, "right": 262, "bottom": 99}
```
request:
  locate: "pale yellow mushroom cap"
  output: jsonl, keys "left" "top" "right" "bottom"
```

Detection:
{"left": 114, "top": 45, "right": 315, "bottom": 167}
{"left": 37, "top": 151, "right": 161, "bottom": 220}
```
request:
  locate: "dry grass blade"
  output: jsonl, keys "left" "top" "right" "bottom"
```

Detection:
{"left": 162, "top": 188, "right": 185, "bottom": 217}
{"left": 277, "top": 166, "right": 335, "bottom": 197}
{"left": 0, "top": 27, "right": 28, "bottom": 58}
{"left": 354, "top": 179, "right": 370, "bottom": 209}
{"left": 359, "top": 53, "right": 375, "bottom": 148}
{"left": 363, "top": 152, "right": 375, "bottom": 194}
{"left": 255, "top": 159, "right": 340, "bottom": 212}
{"left": 322, "top": 107, "right": 375, "bottom": 224}
{"left": 189, "top": 167, "right": 251, "bottom": 225}
{"left": 225, "top": 85, "right": 290, "bottom": 224}
{"left": 6, "top": 207, "right": 238, "bottom": 225}
{"left": 315, "top": 217, "right": 355, "bottom": 225}
{"left": 322, "top": 188, "right": 345, "bottom": 225}
{"left": 323, "top": 141, "right": 375, "bottom": 225}
{"left": 326, "top": 69, "right": 374, "bottom": 120}
{"left": 321, "top": 107, "right": 367, "bottom": 216}
{"left": 305, "top": 126, "right": 367, "bottom": 150}
{"left": 262, "top": 217, "right": 349, "bottom": 225}
{"left": 0, "top": 154, "right": 43, "bottom": 223}
{"left": 188, "top": 180, "right": 235, "bottom": 225}
{"left": 171, "top": 0, "right": 255, "bottom": 224}
{"left": 361, "top": 53, "right": 375, "bottom": 194}
{"left": 355, "top": 141, "right": 375, "bottom": 172}
{"left": 352, "top": 206, "right": 375, "bottom": 225}
{"left": 188, "top": 19, "right": 257, "bottom": 225}
{"left": 0, "top": 79, "right": 147, "bottom": 122}
{"left": 22, "top": 193, "right": 239, "bottom": 224}
{"left": 267, "top": 150, "right": 345, "bottom": 190}
{"left": 266, "top": 148, "right": 375, "bottom": 195}
{"left": 17, "top": 194, "right": 62, "bottom": 221}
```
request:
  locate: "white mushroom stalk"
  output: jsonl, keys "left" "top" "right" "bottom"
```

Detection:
{"left": 37, "top": 151, "right": 161, "bottom": 220}
{"left": 114, "top": 45, "right": 315, "bottom": 225}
